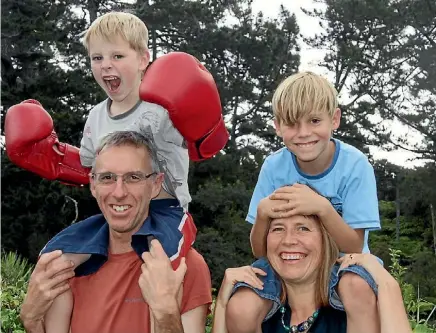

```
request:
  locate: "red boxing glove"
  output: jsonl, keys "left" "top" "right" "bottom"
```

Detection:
{"left": 139, "top": 52, "right": 229, "bottom": 161}
{"left": 5, "top": 100, "right": 90, "bottom": 185}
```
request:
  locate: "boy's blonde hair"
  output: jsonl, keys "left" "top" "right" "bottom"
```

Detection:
{"left": 83, "top": 12, "right": 149, "bottom": 55}
{"left": 272, "top": 71, "right": 338, "bottom": 125}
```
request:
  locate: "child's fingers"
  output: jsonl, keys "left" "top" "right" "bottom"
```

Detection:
{"left": 271, "top": 202, "right": 295, "bottom": 212}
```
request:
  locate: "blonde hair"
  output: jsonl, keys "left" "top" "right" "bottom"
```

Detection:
{"left": 272, "top": 72, "right": 338, "bottom": 125}
{"left": 82, "top": 12, "right": 149, "bottom": 54}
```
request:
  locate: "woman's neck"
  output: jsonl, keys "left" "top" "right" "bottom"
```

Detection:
{"left": 285, "top": 281, "right": 319, "bottom": 326}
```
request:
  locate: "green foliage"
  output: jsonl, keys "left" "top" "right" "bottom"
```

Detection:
{"left": 305, "top": 0, "right": 436, "bottom": 161}
{"left": 389, "top": 249, "right": 436, "bottom": 332}
{"left": 1, "top": 252, "right": 34, "bottom": 333}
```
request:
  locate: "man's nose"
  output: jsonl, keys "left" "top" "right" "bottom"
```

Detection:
{"left": 111, "top": 178, "right": 128, "bottom": 198}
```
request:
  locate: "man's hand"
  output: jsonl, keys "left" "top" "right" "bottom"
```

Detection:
{"left": 268, "top": 184, "right": 329, "bottom": 217}
{"left": 139, "top": 240, "right": 187, "bottom": 315}
{"left": 20, "top": 251, "right": 75, "bottom": 331}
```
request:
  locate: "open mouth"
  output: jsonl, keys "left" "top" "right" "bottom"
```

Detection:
{"left": 103, "top": 76, "right": 121, "bottom": 93}
{"left": 280, "top": 252, "right": 307, "bottom": 262}
{"left": 295, "top": 141, "right": 318, "bottom": 148}
{"left": 110, "top": 204, "right": 131, "bottom": 213}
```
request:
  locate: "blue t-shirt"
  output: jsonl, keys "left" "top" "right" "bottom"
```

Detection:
{"left": 261, "top": 305, "right": 347, "bottom": 333}
{"left": 247, "top": 138, "right": 380, "bottom": 253}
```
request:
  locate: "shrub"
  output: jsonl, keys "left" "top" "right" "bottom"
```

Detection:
{"left": 1, "top": 252, "right": 33, "bottom": 333}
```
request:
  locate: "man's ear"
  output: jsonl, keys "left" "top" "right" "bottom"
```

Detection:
{"left": 89, "top": 174, "right": 97, "bottom": 199}
{"left": 332, "top": 108, "right": 341, "bottom": 130}
{"left": 274, "top": 119, "right": 283, "bottom": 137}
{"left": 151, "top": 173, "right": 164, "bottom": 198}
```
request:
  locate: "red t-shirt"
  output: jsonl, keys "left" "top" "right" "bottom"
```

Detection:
{"left": 69, "top": 248, "right": 212, "bottom": 333}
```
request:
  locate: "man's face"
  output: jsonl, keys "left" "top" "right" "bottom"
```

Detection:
{"left": 90, "top": 144, "right": 162, "bottom": 235}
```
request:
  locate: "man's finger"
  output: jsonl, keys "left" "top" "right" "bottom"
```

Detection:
{"left": 149, "top": 239, "right": 167, "bottom": 259}
{"left": 45, "top": 259, "right": 75, "bottom": 280}
{"left": 142, "top": 251, "right": 152, "bottom": 263}
{"left": 251, "top": 267, "right": 267, "bottom": 276}
{"left": 47, "top": 270, "right": 75, "bottom": 290}
{"left": 175, "top": 257, "right": 187, "bottom": 282}
{"left": 35, "top": 250, "right": 63, "bottom": 272}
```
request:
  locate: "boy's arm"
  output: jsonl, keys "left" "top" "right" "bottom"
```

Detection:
{"left": 318, "top": 202, "right": 365, "bottom": 253}
{"left": 319, "top": 157, "right": 380, "bottom": 253}
{"left": 79, "top": 116, "right": 95, "bottom": 168}
{"left": 247, "top": 159, "right": 276, "bottom": 256}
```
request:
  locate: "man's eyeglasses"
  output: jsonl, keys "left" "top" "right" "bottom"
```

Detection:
{"left": 91, "top": 171, "right": 157, "bottom": 186}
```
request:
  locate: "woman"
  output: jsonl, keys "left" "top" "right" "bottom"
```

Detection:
{"left": 212, "top": 214, "right": 411, "bottom": 333}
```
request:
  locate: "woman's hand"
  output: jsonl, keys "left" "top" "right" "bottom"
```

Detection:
{"left": 217, "top": 266, "right": 266, "bottom": 307}
{"left": 337, "top": 253, "right": 395, "bottom": 286}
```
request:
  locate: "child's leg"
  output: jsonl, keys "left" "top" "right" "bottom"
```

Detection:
{"left": 44, "top": 288, "right": 73, "bottom": 333}
{"left": 61, "top": 253, "right": 91, "bottom": 267}
{"left": 226, "top": 288, "right": 271, "bottom": 333}
{"left": 225, "top": 258, "right": 281, "bottom": 333}
{"left": 330, "top": 262, "right": 381, "bottom": 333}
{"left": 338, "top": 272, "right": 380, "bottom": 333}
{"left": 43, "top": 253, "right": 90, "bottom": 333}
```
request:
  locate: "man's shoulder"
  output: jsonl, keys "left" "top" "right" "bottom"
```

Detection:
{"left": 185, "top": 248, "right": 208, "bottom": 268}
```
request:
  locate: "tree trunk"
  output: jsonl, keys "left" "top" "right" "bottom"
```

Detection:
{"left": 430, "top": 203, "right": 436, "bottom": 255}
{"left": 395, "top": 176, "right": 401, "bottom": 242}
{"left": 88, "top": 0, "right": 99, "bottom": 24}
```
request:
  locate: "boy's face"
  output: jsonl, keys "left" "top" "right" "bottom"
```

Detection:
{"left": 274, "top": 108, "right": 341, "bottom": 165}
{"left": 88, "top": 35, "right": 149, "bottom": 105}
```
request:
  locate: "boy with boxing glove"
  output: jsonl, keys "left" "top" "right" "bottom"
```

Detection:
{"left": 6, "top": 12, "right": 227, "bottom": 333}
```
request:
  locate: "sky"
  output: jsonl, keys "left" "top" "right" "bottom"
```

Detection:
{"left": 251, "top": 0, "right": 425, "bottom": 168}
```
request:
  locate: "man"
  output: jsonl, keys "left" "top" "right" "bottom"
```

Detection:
{"left": 20, "top": 130, "right": 212, "bottom": 333}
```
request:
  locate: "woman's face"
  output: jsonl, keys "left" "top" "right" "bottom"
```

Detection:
{"left": 266, "top": 215, "right": 323, "bottom": 285}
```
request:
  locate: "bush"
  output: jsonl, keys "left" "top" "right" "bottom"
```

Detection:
{"left": 1, "top": 252, "right": 34, "bottom": 333}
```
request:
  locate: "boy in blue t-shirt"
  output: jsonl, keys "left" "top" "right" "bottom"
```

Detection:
{"left": 227, "top": 72, "right": 381, "bottom": 333}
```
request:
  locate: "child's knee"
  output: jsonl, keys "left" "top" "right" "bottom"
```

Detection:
{"left": 62, "top": 253, "right": 91, "bottom": 266}
{"left": 226, "top": 288, "right": 272, "bottom": 333}
{"left": 338, "top": 272, "right": 376, "bottom": 310}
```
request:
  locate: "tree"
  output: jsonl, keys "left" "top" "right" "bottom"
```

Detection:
{"left": 1, "top": 0, "right": 115, "bottom": 260}
{"left": 1, "top": 1, "right": 301, "bottom": 288}
{"left": 303, "top": 0, "right": 436, "bottom": 160}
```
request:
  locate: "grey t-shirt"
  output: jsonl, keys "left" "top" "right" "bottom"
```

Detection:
{"left": 80, "top": 99, "right": 190, "bottom": 208}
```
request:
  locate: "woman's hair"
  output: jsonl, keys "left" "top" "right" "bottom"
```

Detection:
{"left": 276, "top": 215, "right": 339, "bottom": 307}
